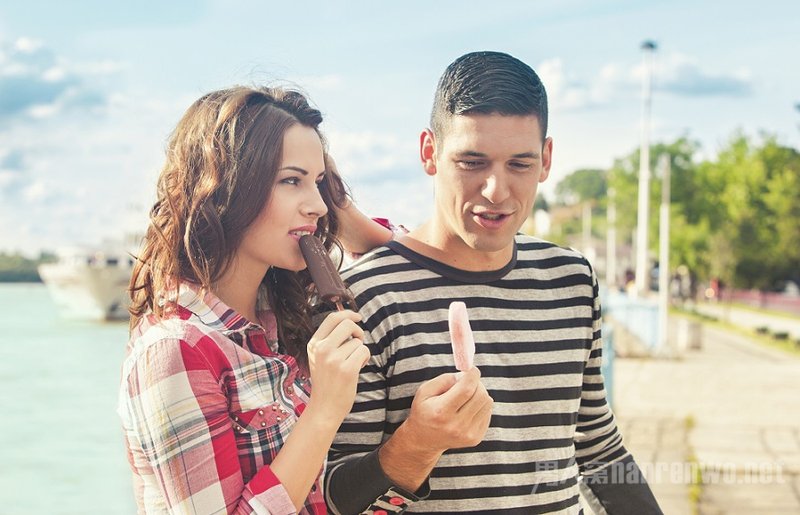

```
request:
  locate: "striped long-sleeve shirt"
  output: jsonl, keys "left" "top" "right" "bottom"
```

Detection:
{"left": 326, "top": 235, "right": 658, "bottom": 514}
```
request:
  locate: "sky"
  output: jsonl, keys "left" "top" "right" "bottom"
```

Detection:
{"left": 1, "top": 0, "right": 798, "bottom": 255}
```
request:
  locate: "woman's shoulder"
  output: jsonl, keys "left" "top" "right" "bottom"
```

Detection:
{"left": 123, "top": 313, "right": 226, "bottom": 380}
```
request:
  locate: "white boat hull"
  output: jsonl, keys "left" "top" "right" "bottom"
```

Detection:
{"left": 38, "top": 263, "right": 131, "bottom": 321}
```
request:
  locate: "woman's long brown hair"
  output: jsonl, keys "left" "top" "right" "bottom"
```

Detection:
{"left": 129, "top": 86, "right": 347, "bottom": 366}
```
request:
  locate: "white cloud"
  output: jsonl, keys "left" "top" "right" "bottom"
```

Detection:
{"left": 0, "top": 37, "right": 116, "bottom": 121}
{"left": 539, "top": 58, "right": 628, "bottom": 112}
{"left": 23, "top": 180, "right": 47, "bottom": 202}
{"left": 42, "top": 66, "right": 67, "bottom": 82}
{"left": 0, "top": 86, "right": 180, "bottom": 254}
{"left": 540, "top": 51, "right": 754, "bottom": 115}
{"left": 649, "top": 53, "right": 752, "bottom": 97}
{"left": 13, "top": 37, "right": 44, "bottom": 53}
{"left": 327, "top": 130, "right": 416, "bottom": 181}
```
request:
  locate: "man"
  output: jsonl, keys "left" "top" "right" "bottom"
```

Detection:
{"left": 325, "top": 51, "right": 662, "bottom": 514}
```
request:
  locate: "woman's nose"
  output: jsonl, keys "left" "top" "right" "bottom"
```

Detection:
{"left": 302, "top": 185, "right": 329, "bottom": 219}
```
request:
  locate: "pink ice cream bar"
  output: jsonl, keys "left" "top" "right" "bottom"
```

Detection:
{"left": 448, "top": 301, "right": 475, "bottom": 371}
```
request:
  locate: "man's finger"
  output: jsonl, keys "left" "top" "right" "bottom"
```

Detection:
{"left": 415, "top": 373, "right": 460, "bottom": 401}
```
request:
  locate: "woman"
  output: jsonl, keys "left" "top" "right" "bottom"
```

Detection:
{"left": 118, "top": 86, "right": 391, "bottom": 514}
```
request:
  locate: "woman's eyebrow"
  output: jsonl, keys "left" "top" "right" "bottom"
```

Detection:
{"left": 277, "top": 166, "right": 309, "bottom": 175}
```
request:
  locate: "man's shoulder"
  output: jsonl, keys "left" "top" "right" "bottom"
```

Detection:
{"left": 514, "top": 234, "right": 589, "bottom": 262}
{"left": 341, "top": 244, "right": 412, "bottom": 281}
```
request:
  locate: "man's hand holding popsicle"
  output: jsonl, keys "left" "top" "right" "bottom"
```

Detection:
{"left": 377, "top": 301, "right": 493, "bottom": 493}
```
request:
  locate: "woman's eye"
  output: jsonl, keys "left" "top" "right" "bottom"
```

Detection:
{"left": 281, "top": 177, "right": 300, "bottom": 186}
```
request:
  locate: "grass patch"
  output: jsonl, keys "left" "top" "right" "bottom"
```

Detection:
{"left": 687, "top": 452, "right": 703, "bottom": 515}
{"left": 672, "top": 307, "right": 800, "bottom": 357}
{"left": 684, "top": 415, "right": 702, "bottom": 515}
{"left": 719, "top": 301, "right": 800, "bottom": 322}
{"left": 684, "top": 414, "right": 696, "bottom": 431}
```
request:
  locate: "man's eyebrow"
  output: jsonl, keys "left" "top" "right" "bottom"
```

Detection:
{"left": 453, "top": 151, "right": 540, "bottom": 159}
{"left": 454, "top": 151, "right": 488, "bottom": 158}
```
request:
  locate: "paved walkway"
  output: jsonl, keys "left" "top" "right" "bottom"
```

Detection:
{"left": 608, "top": 316, "right": 800, "bottom": 514}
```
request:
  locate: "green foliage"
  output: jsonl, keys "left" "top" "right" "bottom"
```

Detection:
{"left": 0, "top": 252, "right": 53, "bottom": 282}
{"left": 553, "top": 133, "right": 800, "bottom": 290}
{"left": 554, "top": 169, "right": 607, "bottom": 205}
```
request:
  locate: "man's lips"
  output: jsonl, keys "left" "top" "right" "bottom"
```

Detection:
{"left": 473, "top": 211, "right": 511, "bottom": 221}
{"left": 472, "top": 211, "right": 513, "bottom": 229}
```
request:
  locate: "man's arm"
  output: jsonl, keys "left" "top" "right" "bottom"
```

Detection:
{"left": 326, "top": 357, "right": 493, "bottom": 514}
{"left": 378, "top": 369, "right": 492, "bottom": 491}
{"left": 576, "top": 267, "right": 662, "bottom": 514}
{"left": 582, "top": 455, "right": 663, "bottom": 514}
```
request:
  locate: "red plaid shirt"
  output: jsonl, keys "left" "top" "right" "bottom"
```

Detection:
{"left": 118, "top": 283, "right": 325, "bottom": 514}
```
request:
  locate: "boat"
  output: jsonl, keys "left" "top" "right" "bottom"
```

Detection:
{"left": 38, "top": 245, "right": 135, "bottom": 321}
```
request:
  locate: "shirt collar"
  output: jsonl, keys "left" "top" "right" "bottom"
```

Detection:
{"left": 172, "top": 282, "right": 259, "bottom": 335}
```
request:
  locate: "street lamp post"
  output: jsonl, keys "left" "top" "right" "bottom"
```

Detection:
{"left": 657, "top": 154, "right": 671, "bottom": 351}
{"left": 635, "top": 40, "right": 657, "bottom": 296}
{"left": 606, "top": 187, "right": 617, "bottom": 289}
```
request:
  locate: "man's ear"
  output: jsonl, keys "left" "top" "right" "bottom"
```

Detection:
{"left": 420, "top": 129, "right": 437, "bottom": 176}
{"left": 539, "top": 136, "right": 553, "bottom": 183}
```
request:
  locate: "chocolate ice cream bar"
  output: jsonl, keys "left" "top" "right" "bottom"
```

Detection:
{"left": 299, "top": 234, "right": 355, "bottom": 311}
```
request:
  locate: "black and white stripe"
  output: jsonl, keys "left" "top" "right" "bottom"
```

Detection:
{"left": 328, "top": 235, "right": 627, "bottom": 514}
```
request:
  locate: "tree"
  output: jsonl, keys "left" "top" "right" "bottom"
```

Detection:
{"left": 551, "top": 133, "right": 800, "bottom": 291}
{"left": 554, "top": 169, "right": 607, "bottom": 205}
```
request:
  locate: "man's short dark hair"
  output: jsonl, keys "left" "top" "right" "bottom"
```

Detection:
{"left": 430, "top": 51, "right": 548, "bottom": 141}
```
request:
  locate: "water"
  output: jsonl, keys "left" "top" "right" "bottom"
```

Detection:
{"left": 0, "top": 283, "right": 135, "bottom": 514}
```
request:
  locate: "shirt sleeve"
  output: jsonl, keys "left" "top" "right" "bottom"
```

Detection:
{"left": 575, "top": 266, "right": 662, "bottom": 514}
{"left": 574, "top": 267, "right": 629, "bottom": 471}
{"left": 325, "top": 325, "right": 429, "bottom": 514}
{"left": 121, "top": 336, "right": 296, "bottom": 515}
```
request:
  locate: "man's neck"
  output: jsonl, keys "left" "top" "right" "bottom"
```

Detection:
{"left": 399, "top": 221, "right": 515, "bottom": 272}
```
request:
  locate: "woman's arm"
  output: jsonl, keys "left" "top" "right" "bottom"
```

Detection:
{"left": 335, "top": 199, "right": 394, "bottom": 254}
{"left": 326, "top": 155, "right": 394, "bottom": 254}
{"left": 269, "top": 309, "right": 369, "bottom": 509}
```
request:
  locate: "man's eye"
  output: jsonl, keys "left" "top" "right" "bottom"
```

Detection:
{"left": 458, "top": 160, "right": 483, "bottom": 170}
{"left": 510, "top": 162, "right": 533, "bottom": 170}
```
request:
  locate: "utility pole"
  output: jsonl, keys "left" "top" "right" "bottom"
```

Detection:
{"left": 606, "top": 187, "right": 617, "bottom": 289}
{"left": 657, "top": 154, "right": 671, "bottom": 351}
{"left": 635, "top": 40, "right": 657, "bottom": 296}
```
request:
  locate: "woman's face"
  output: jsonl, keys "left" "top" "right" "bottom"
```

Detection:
{"left": 236, "top": 124, "right": 328, "bottom": 273}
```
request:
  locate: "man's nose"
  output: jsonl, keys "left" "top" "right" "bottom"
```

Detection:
{"left": 481, "top": 171, "right": 510, "bottom": 205}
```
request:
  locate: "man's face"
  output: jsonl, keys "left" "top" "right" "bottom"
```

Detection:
{"left": 421, "top": 113, "right": 552, "bottom": 266}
